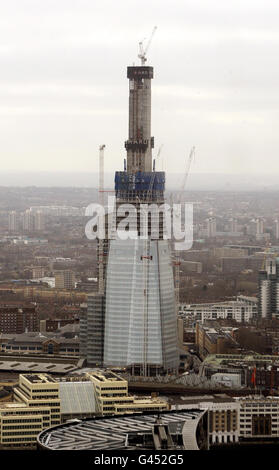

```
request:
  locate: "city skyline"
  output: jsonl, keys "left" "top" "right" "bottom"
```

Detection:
{"left": 2, "top": 0, "right": 279, "bottom": 455}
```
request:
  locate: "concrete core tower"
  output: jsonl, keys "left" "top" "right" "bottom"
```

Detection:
{"left": 125, "top": 66, "right": 154, "bottom": 173}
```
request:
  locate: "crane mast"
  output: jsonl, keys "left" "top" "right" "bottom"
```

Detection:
{"left": 138, "top": 26, "right": 157, "bottom": 65}
{"left": 181, "top": 146, "right": 195, "bottom": 195}
{"left": 98, "top": 144, "right": 105, "bottom": 295}
{"left": 174, "top": 147, "right": 196, "bottom": 316}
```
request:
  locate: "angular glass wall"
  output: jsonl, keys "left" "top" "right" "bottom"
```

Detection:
{"left": 104, "top": 237, "right": 178, "bottom": 372}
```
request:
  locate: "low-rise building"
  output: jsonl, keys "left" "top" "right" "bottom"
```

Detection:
{"left": 54, "top": 270, "right": 75, "bottom": 290}
{"left": 199, "top": 353, "right": 279, "bottom": 390}
{"left": 40, "top": 318, "right": 78, "bottom": 333}
{"left": 238, "top": 396, "right": 279, "bottom": 440}
{"left": 196, "top": 322, "right": 240, "bottom": 359}
{"left": 182, "top": 261, "right": 202, "bottom": 274}
{"left": 0, "top": 305, "right": 38, "bottom": 333}
{"left": 0, "top": 402, "right": 50, "bottom": 449}
{"left": 213, "top": 247, "right": 248, "bottom": 258}
{"left": 179, "top": 298, "right": 258, "bottom": 324}
{"left": 169, "top": 393, "right": 279, "bottom": 446}
{"left": 31, "top": 266, "right": 46, "bottom": 279}
{"left": 0, "top": 332, "right": 79, "bottom": 356}
{"left": 204, "top": 400, "right": 239, "bottom": 445}
{"left": 211, "top": 372, "right": 241, "bottom": 388}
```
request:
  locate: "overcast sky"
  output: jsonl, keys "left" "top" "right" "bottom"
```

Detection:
{"left": 1, "top": 0, "right": 279, "bottom": 177}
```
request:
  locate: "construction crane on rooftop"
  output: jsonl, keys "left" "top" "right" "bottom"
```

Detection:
{"left": 180, "top": 146, "right": 195, "bottom": 196}
{"left": 146, "top": 144, "right": 164, "bottom": 201}
{"left": 99, "top": 145, "right": 105, "bottom": 206}
{"left": 98, "top": 144, "right": 105, "bottom": 295}
{"left": 156, "top": 144, "right": 163, "bottom": 162}
{"left": 174, "top": 146, "right": 196, "bottom": 318}
{"left": 142, "top": 143, "right": 163, "bottom": 376}
{"left": 138, "top": 26, "right": 158, "bottom": 65}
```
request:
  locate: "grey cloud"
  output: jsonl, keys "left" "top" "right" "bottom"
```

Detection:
{"left": 1, "top": 0, "right": 279, "bottom": 175}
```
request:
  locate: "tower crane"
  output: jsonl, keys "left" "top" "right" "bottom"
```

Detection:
{"left": 138, "top": 26, "right": 158, "bottom": 65}
{"left": 142, "top": 143, "right": 163, "bottom": 376}
{"left": 98, "top": 144, "right": 105, "bottom": 295}
{"left": 174, "top": 146, "right": 196, "bottom": 317}
{"left": 156, "top": 143, "right": 163, "bottom": 161}
{"left": 99, "top": 145, "right": 105, "bottom": 206}
{"left": 180, "top": 146, "right": 195, "bottom": 198}
{"left": 147, "top": 144, "right": 164, "bottom": 201}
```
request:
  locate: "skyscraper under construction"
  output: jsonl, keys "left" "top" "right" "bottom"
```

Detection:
{"left": 81, "top": 54, "right": 179, "bottom": 375}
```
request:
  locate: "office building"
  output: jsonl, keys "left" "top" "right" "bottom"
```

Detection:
{"left": 238, "top": 397, "right": 279, "bottom": 440}
{"left": 183, "top": 260, "right": 202, "bottom": 274}
{"left": 256, "top": 218, "right": 264, "bottom": 235}
{"left": 14, "top": 374, "right": 61, "bottom": 425}
{"left": 54, "top": 270, "right": 75, "bottom": 289}
{"left": 34, "top": 210, "right": 45, "bottom": 231}
{"left": 206, "top": 218, "right": 217, "bottom": 238}
{"left": 37, "top": 392, "right": 279, "bottom": 449}
{"left": 258, "top": 257, "right": 279, "bottom": 319}
{"left": 213, "top": 246, "right": 248, "bottom": 258}
{"left": 80, "top": 293, "right": 105, "bottom": 366}
{"left": 32, "top": 266, "right": 46, "bottom": 279}
{"left": 104, "top": 238, "right": 178, "bottom": 374}
{"left": 179, "top": 297, "right": 258, "bottom": 324}
{"left": 0, "top": 332, "right": 79, "bottom": 356}
{"left": 0, "top": 373, "right": 62, "bottom": 449}
{"left": 199, "top": 353, "right": 279, "bottom": 390}
{"left": 8, "top": 211, "right": 18, "bottom": 232}
{"left": 40, "top": 318, "right": 78, "bottom": 333}
{"left": 0, "top": 369, "right": 170, "bottom": 449}
{"left": 195, "top": 322, "right": 240, "bottom": 359}
{"left": 87, "top": 369, "right": 168, "bottom": 415}
{"left": 0, "top": 402, "right": 50, "bottom": 449}
{"left": 230, "top": 218, "right": 238, "bottom": 233}
{"left": 0, "top": 305, "right": 38, "bottom": 333}
{"left": 22, "top": 209, "right": 34, "bottom": 232}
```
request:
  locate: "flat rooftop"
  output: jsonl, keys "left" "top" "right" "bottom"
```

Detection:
{"left": 0, "top": 360, "right": 78, "bottom": 374}
{"left": 23, "top": 373, "right": 57, "bottom": 384}
{"left": 88, "top": 369, "right": 126, "bottom": 383}
{"left": 167, "top": 393, "right": 236, "bottom": 406}
{"left": 0, "top": 402, "right": 29, "bottom": 409}
{"left": 202, "top": 353, "right": 279, "bottom": 367}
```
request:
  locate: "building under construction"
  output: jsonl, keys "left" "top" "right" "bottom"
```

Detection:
{"left": 81, "top": 40, "right": 179, "bottom": 375}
